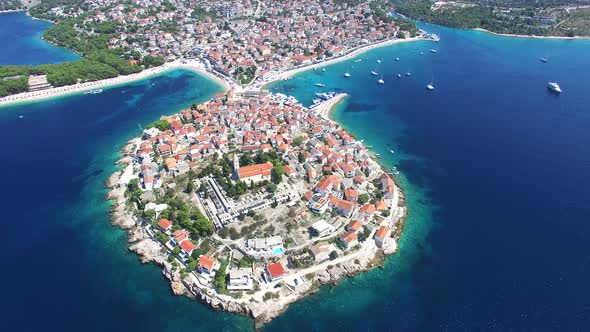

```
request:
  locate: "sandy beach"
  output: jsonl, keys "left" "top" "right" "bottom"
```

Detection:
{"left": 0, "top": 59, "right": 233, "bottom": 107}
{"left": 473, "top": 28, "right": 590, "bottom": 40}
{"left": 261, "top": 36, "right": 428, "bottom": 87}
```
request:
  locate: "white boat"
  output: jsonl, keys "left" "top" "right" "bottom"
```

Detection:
{"left": 406, "top": 72, "right": 411, "bottom": 76}
{"left": 395, "top": 57, "right": 400, "bottom": 61}
{"left": 430, "top": 49, "right": 438, "bottom": 53}
{"left": 315, "top": 83, "right": 326, "bottom": 87}
{"left": 426, "top": 78, "right": 435, "bottom": 90}
{"left": 344, "top": 72, "right": 351, "bottom": 78}
{"left": 18, "top": 115, "right": 24, "bottom": 119}
{"left": 85, "top": 89, "right": 103, "bottom": 95}
{"left": 548, "top": 82, "right": 562, "bottom": 94}
{"left": 322, "top": 68, "right": 326, "bottom": 72}
{"left": 420, "top": 52, "right": 424, "bottom": 55}
{"left": 397, "top": 74, "right": 402, "bottom": 78}
{"left": 370, "top": 71, "right": 378, "bottom": 76}
{"left": 378, "top": 75, "right": 384, "bottom": 84}
{"left": 377, "top": 59, "right": 381, "bottom": 63}
{"left": 540, "top": 57, "right": 548, "bottom": 63}
{"left": 390, "top": 150, "right": 394, "bottom": 153}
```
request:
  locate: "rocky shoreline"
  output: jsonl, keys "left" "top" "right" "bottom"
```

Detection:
{"left": 104, "top": 131, "right": 408, "bottom": 327}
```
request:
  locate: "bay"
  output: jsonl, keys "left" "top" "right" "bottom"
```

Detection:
{"left": 0, "top": 12, "right": 79, "bottom": 65}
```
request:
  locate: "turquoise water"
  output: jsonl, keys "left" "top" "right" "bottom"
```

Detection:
{"left": 0, "top": 12, "right": 79, "bottom": 65}
{"left": 1, "top": 16, "right": 590, "bottom": 332}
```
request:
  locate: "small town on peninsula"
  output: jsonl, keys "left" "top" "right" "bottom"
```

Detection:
{"left": 2, "top": 0, "right": 424, "bottom": 326}
{"left": 108, "top": 88, "right": 408, "bottom": 324}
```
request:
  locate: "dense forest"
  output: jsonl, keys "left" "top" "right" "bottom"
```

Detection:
{"left": 390, "top": 0, "right": 559, "bottom": 36}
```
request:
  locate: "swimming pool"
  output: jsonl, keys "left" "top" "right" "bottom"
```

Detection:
{"left": 273, "top": 247, "right": 283, "bottom": 255}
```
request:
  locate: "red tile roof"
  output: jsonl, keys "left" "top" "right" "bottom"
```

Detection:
{"left": 375, "top": 226, "right": 389, "bottom": 239}
{"left": 198, "top": 255, "right": 217, "bottom": 271}
{"left": 158, "top": 218, "right": 172, "bottom": 231}
{"left": 239, "top": 162, "right": 273, "bottom": 179}
{"left": 180, "top": 240, "right": 196, "bottom": 254}
{"left": 267, "top": 262, "right": 285, "bottom": 278}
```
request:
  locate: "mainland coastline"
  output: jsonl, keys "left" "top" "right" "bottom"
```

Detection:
{"left": 0, "top": 59, "right": 231, "bottom": 107}
{"left": 0, "top": 35, "right": 429, "bottom": 108}
{"left": 473, "top": 28, "right": 590, "bottom": 40}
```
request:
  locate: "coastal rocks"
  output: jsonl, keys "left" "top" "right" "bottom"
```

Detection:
{"left": 121, "top": 139, "right": 138, "bottom": 154}
{"left": 115, "top": 156, "right": 132, "bottom": 166}
{"left": 110, "top": 202, "right": 136, "bottom": 229}
{"left": 105, "top": 172, "right": 121, "bottom": 191}
{"left": 129, "top": 238, "right": 167, "bottom": 265}
{"left": 383, "top": 239, "right": 398, "bottom": 255}
{"left": 127, "top": 226, "right": 147, "bottom": 243}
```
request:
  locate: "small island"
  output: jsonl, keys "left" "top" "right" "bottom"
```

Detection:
{"left": 106, "top": 90, "right": 407, "bottom": 326}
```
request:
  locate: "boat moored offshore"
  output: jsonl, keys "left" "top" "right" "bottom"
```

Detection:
{"left": 547, "top": 82, "right": 562, "bottom": 94}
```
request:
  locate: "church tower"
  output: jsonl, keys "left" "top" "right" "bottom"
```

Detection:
{"left": 233, "top": 154, "right": 240, "bottom": 179}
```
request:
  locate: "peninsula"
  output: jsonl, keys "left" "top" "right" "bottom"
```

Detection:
{"left": 106, "top": 90, "right": 407, "bottom": 326}
{"left": 2, "top": 0, "right": 426, "bottom": 326}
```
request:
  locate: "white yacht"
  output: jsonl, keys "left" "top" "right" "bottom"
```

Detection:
{"left": 377, "top": 59, "right": 381, "bottom": 63}
{"left": 397, "top": 73, "right": 402, "bottom": 78}
{"left": 430, "top": 49, "right": 438, "bottom": 53}
{"left": 395, "top": 57, "right": 400, "bottom": 61}
{"left": 344, "top": 72, "right": 351, "bottom": 78}
{"left": 371, "top": 70, "right": 378, "bottom": 76}
{"left": 406, "top": 72, "right": 411, "bottom": 76}
{"left": 315, "top": 83, "right": 326, "bottom": 87}
{"left": 548, "top": 82, "right": 562, "bottom": 94}
{"left": 540, "top": 57, "right": 548, "bottom": 63}
{"left": 378, "top": 74, "right": 384, "bottom": 84}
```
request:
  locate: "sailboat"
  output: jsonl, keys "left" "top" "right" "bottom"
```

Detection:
{"left": 370, "top": 62, "right": 380, "bottom": 76}
{"left": 426, "top": 77, "right": 435, "bottom": 90}
{"left": 378, "top": 73, "right": 384, "bottom": 84}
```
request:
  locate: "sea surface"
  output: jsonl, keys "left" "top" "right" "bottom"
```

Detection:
{"left": 0, "top": 12, "right": 79, "bottom": 65}
{"left": 1, "top": 16, "right": 590, "bottom": 332}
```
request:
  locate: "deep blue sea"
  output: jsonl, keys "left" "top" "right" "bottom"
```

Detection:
{"left": 0, "top": 12, "right": 79, "bottom": 65}
{"left": 1, "top": 17, "right": 589, "bottom": 332}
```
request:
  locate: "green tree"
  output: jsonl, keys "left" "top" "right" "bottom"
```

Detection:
{"left": 358, "top": 194, "right": 370, "bottom": 205}
{"left": 147, "top": 119, "right": 170, "bottom": 131}
{"left": 271, "top": 165, "right": 284, "bottom": 184}
{"left": 292, "top": 136, "right": 303, "bottom": 147}
{"left": 218, "top": 227, "right": 229, "bottom": 239}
